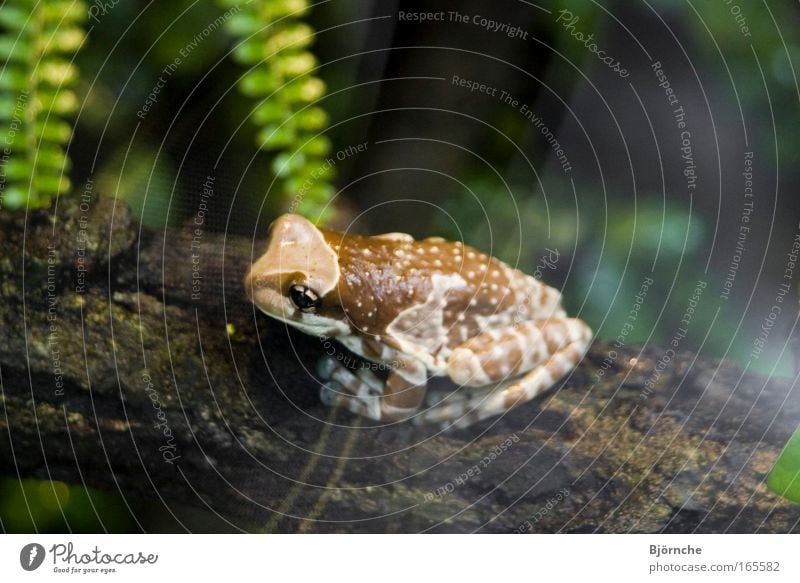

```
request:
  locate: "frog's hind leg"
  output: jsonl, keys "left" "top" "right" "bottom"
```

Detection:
{"left": 316, "top": 355, "right": 428, "bottom": 422}
{"left": 420, "top": 318, "right": 591, "bottom": 427}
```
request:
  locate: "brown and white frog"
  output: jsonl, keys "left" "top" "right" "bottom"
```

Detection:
{"left": 245, "top": 214, "right": 592, "bottom": 427}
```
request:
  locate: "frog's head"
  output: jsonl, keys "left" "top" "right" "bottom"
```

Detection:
{"left": 245, "top": 214, "right": 349, "bottom": 336}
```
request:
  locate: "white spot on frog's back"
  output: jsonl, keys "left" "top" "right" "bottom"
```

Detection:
{"left": 386, "top": 272, "right": 467, "bottom": 365}
{"left": 374, "top": 232, "right": 414, "bottom": 242}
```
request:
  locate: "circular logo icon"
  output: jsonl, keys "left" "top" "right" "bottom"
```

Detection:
{"left": 19, "top": 543, "right": 46, "bottom": 571}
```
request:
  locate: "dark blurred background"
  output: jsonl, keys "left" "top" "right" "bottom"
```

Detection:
{"left": 3, "top": 0, "right": 799, "bottom": 531}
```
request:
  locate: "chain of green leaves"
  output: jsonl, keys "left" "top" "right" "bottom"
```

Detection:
{"left": 0, "top": 0, "right": 86, "bottom": 210}
{"left": 218, "top": 0, "right": 335, "bottom": 223}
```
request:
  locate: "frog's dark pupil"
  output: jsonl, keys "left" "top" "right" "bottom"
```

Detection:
{"left": 290, "top": 285, "right": 319, "bottom": 312}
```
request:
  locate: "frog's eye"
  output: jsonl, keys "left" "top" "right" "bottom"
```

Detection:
{"left": 289, "top": 284, "right": 321, "bottom": 313}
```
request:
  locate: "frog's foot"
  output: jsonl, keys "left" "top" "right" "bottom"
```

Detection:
{"left": 316, "top": 356, "right": 386, "bottom": 420}
{"left": 316, "top": 356, "right": 383, "bottom": 397}
{"left": 315, "top": 356, "right": 426, "bottom": 423}
{"left": 319, "top": 381, "right": 383, "bottom": 419}
{"left": 319, "top": 381, "right": 342, "bottom": 407}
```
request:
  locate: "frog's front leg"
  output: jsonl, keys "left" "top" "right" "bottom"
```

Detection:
{"left": 317, "top": 350, "right": 428, "bottom": 422}
{"left": 419, "top": 317, "right": 591, "bottom": 427}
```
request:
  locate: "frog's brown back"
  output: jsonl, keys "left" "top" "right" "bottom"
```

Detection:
{"left": 322, "top": 228, "right": 562, "bottom": 350}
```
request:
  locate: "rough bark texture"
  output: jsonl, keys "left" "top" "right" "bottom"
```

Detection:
{"left": 1, "top": 195, "right": 798, "bottom": 533}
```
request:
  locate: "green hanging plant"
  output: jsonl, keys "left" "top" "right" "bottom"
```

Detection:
{"left": 0, "top": 0, "right": 87, "bottom": 210}
{"left": 217, "top": 0, "right": 335, "bottom": 223}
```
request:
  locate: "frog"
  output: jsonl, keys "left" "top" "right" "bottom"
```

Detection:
{"left": 245, "top": 214, "right": 592, "bottom": 427}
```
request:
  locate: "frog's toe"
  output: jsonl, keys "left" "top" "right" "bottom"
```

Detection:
{"left": 316, "top": 356, "right": 338, "bottom": 380}
{"left": 319, "top": 381, "right": 342, "bottom": 406}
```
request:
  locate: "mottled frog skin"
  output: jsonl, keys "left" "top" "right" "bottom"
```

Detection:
{"left": 246, "top": 214, "right": 592, "bottom": 427}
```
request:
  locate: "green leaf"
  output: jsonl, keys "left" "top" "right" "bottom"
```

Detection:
{"left": 1, "top": 186, "right": 29, "bottom": 209}
{"left": 223, "top": 14, "right": 263, "bottom": 36}
{"left": 42, "top": 1, "right": 88, "bottom": 23}
{"left": 0, "top": 7, "right": 32, "bottom": 29}
{"left": 0, "top": 94, "right": 28, "bottom": 120}
{"left": 37, "top": 60, "right": 78, "bottom": 86}
{"left": 275, "top": 51, "right": 316, "bottom": 76}
{"left": 264, "top": 23, "right": 313, "bottom": 54}
{"left": 294, "top": 106, "right": 328, "bottom": 131}
{"left": 232, "top": 38, "right": 265, "bottom": 65}
{"left": 4, "top": 159, "right": 34, "bottom": 180}
{"left": 39, "top": 28, "right": 86, "bottom": 53}
{"left": 284, "top": 77, "right": 325, "bottom": 102}
{"left": 0, "top": 132, "right": 28, "bottom": 153}
{"left": 216, "top": 0, "right": 245, "bottom": 9}
{"left": 768, "top": 425, "right": 800, "bottom": 503}
{"left": 271, "top": 151, "right": 306, "bottom": 177}
{"left": 256, "top": 124, "right": 295, "bottom": 149}
{"left": 36, "top": 144, "right": 70, "bottom": 171}
{"left": 239, "top": 68, "right": 282, "bottom": 96}
{"left": 301, "top": 135, "right": 331, "bottom": 156}
{"left": 261, "top": 0, "right": 310, "bottom": 21}
{"left": 35, "top": 89, "right": 78, "bottom": 114}
{"left": 35, "top": 119, "right": 72, "bottom": 143}
{"left": 303, "top": 182, "right": 334, "bottom": 202}
{"left": 33, "top": 173, "right": 69, "bottom": 195}
{"left": 0, "top": 37, "right": 31, "bottom": 61}
{"left": 3, "top": 153, "right": 70, "bottom": 180}
{"left": 252, "top": 99, "right": 290, "bottom": 125}
{"left": 0, "top": 69, "right": 29, "bottom": 92}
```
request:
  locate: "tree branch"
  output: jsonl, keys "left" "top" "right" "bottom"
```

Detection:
{"left": 1, "top": 196, "right": 798, "bottom": 532}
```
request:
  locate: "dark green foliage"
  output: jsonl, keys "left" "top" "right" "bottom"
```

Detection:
{"left": 0, "top": 478, "right": 137, "bottom": 533}
{"left": 0, "top": 0, "right": 86, "bottom": 210}
{"left": 768, "top": 425, "right": 800, "bottom": 503}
